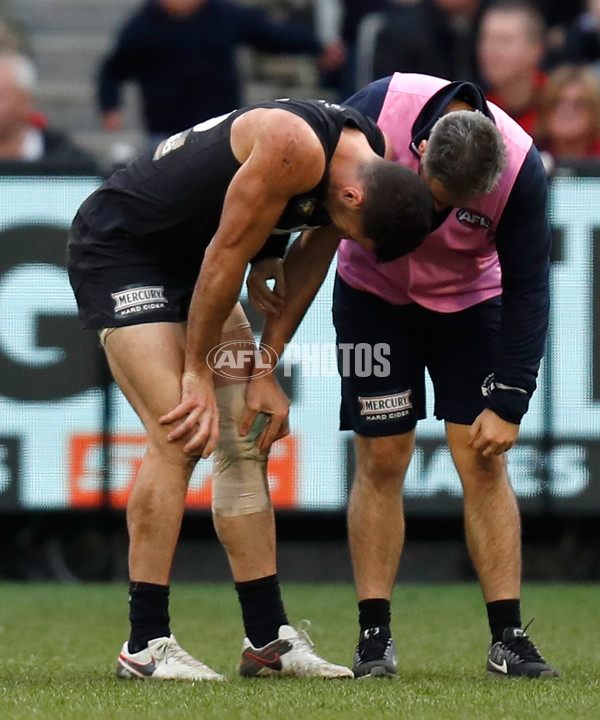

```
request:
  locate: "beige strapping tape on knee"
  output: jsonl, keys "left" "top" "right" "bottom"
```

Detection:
{"left": 212, "top": 383, "right": 271, "bottom": 517}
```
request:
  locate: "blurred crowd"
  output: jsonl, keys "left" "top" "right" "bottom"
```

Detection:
{"left": 2, "top": 0, "right": 600, "bottom": 172}
{"left": 353, "top": 0, "right": 600, "bottom": 168}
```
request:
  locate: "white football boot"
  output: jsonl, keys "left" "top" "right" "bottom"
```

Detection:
{"left": 116, "top": 634, "right": 225, "bottom": 681}
{"left": 240, "top": 621, "right": 354, "bottom": 678}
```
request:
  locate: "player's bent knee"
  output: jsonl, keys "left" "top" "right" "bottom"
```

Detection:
{"left": 145, "top": 436, "right": 202, "bottom": 475}
{"left": 212, "top": 384, "right": 271, "bottom": 517}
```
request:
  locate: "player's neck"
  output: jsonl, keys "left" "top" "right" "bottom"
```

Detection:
{"left": 330, "top": 129, "right": 372, "bottom": 182}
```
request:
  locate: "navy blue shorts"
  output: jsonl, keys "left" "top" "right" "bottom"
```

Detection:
{"left": 333, "top": 275, "right": 502, "bottom": 436}
{"left": 67, "top": 216, "right": 199, "bottom": 329}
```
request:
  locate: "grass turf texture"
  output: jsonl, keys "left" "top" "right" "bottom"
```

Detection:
{"left": 0, "top": 583, "right": 598, "bottom": 720}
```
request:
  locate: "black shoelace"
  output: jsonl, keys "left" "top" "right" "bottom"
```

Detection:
{"left": 505, "top": 619, "right": 544, "bottom": 662}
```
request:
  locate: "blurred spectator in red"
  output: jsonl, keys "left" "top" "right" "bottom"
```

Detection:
{"left": 0, "top": 50, "right": 98, "bottom": 166}
{"left": 535, "top": 63, "right": 600, "bottom": 165}
{"left": 98, "top": 0, "right": 345, "bottom": 146}
{"left": 477, "top": 0, "right": 546, "bottom": 137}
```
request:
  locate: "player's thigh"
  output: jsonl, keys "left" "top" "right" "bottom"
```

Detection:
{"left": 106, "top": 302, "right": 254, "bottom": 420}
{"left": 333, "top": 275, "right": 426, "bottom": 438}
{"left": 427, "top": 297, "right": 501, "bottom": 425}
{"left": 103, "top": 322, "right": 186, "bottom": 434}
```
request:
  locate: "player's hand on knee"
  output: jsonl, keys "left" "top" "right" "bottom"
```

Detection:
{"left": 241, "top": 375, "right": 290, "bottom": 451}
{"left": 246, "top": 258, "right": 286, "bottom": 317}
{"left": 159, "top": 371, "right": 220, "bottom": 458}
{"left": 468, "top": 409, "right": 519, "bottom": 457}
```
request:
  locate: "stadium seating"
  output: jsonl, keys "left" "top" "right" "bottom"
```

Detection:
{"left": 12, "top": 0, "right": 331, "bottom": 163}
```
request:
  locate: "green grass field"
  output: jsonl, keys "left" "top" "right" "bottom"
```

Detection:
{"left": 0, "top": 583, "right": 598, "bottom": 719}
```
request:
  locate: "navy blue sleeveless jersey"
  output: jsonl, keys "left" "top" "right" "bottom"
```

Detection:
{"left": 73, "top": 99, "right": 385, "bottom": 269}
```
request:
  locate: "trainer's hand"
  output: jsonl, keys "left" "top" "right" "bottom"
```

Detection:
{"left": 468, "top": 408, "right": 519, "bottom": 457}
{"left": 240, "top": 375, "right": 290, "bottom": 451}
{"left": 247, "top": 258, "right": 286, "bottom": 317}
{"left": 159, "top": 371, "right": 220, "bottom": 458}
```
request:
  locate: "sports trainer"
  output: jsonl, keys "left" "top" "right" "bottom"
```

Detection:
{"left": 67, "top": 97, "right": 432, "bottom": 681}
{"left": 249, "top": 75, "right": 559, "bottom": 679}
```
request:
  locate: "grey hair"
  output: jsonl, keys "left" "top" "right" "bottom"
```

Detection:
{"left": 0, "top": 51, "right": 37, "bottom": 92}
{"left": 423, "top": 110, "right": 507, "bottom": 198}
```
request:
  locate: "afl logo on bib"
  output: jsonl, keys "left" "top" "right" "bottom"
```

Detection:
{"left": 456, "top": 208, "right": 492, "bottom": 230}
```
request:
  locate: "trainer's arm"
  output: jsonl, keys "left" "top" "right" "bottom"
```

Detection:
{"left": 468, "top": 146, "right": 550, "bottom": 457}
{"left": 486, "top": 147, "right": 550, "bottom": 423}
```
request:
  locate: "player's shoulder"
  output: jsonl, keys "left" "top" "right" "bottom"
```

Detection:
{"left": 244, "top": 106, "right": 325, "bottom": 157}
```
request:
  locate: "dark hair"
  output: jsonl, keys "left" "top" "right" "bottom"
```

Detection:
{"left": 360, "top": 159, "right": 432, "bottom": 263}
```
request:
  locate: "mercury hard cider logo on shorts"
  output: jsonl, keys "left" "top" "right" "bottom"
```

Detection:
{"left": 111, "top": 286, "right": 168, "bottom": 318}
{"left": 358, "top": 390, "right": 412, "bottom": 422}
{"left": 456, "top": 208, "right": 492, "bottom": 230}
{"left": 207, "top": 340, "right": 279, "bottom": 379}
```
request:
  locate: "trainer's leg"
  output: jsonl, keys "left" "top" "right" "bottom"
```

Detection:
{"left": 446, "top": 421, "right": 521, "bottom": 603}
{"left": 349, "top": 432, "right": 415, "bottom": 600}
{"left": 348, "top": 432, "right": 414, "bottom": 677}
{"left": 446, "top": 422, "right": 559, "bottom": 677}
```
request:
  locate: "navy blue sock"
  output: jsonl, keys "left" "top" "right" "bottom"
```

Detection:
{"left": 128, "top": 581, "right": 170, "bottom": 653}
{"left": 487, "top": 599, "right": 521, "bottom": 644}
{"left": 358, "top": 598, "right": 391, "bottom": 632}
{"left": 235, "top": 574, "right": 288, "bottom": 648}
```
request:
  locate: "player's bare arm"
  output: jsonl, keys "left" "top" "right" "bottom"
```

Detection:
{"left": 260, "top": 225, "right": 343, "bottom": 356}
{"left": 247, "top": 257, "right": 287, "bottom": 317}
{"left": 185, "top": 108, "right": 326, "bottom": 374}
{"left": 242, "top": 225, "right": 342, "bottom": 448}
{"left": 159, "top": 110, "right": 327, "bottom": 456}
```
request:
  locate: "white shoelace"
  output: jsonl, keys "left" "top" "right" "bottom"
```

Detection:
{"left": 290, "top": 621, "right": 338, "bottom": 670}
{"left": 153, "top": 637, "right": 209, "bottom": 669}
